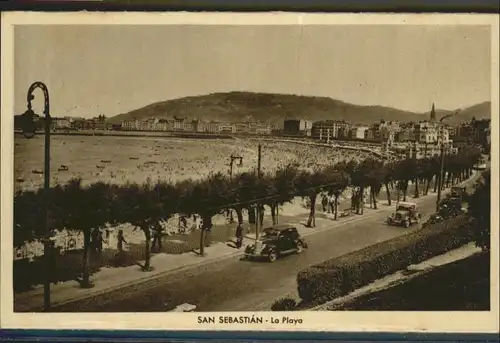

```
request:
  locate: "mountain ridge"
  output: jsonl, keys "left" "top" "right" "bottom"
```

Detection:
{"left": 109, "top": 92, "right": 491, "bottom": 127}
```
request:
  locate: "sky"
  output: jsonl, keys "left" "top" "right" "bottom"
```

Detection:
{"left": 14, "top": 25, "right": 491, "bottom": 118}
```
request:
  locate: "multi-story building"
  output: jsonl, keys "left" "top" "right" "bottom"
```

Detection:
{"left": 218, "top": 122, "right": 236, "bottom": 134}
{"left": 337, "top": 126, "right": 350, "bottom": 140}
{"left": 414, "top": 121, "right": 439, "bottom": 144}
{"left": 348, "top": 126, "right": 369, "bottom": 140}
{"left": 121, "top": 119, "right": 140, "bottom": 131}
{"left": 192, "top": 119, "right": 207, "bottom": 132}
{"left": 173, "top": 116, "right": 186, "bottom": 131}
{"left": 234, "top": 122, "right": 251, "bottom": 134}
{"left": 283, "top": 119, "right": 312, "bottom": 136}
{"left": 205, "top": 121, "right": 219, "bottom": 133}
{"left": 311, "top": 120, "right": 350, "bottom": 142}
{"left": 249, "top": 122, "right": 272, "bottom": 135}
{"left": 183, "top": 120, "right": 194, "bottom": 132}
{"left": 395, "top": 128, "right": 415, "bottom": 142}
{"left": 158, "top": 119, "right": 175, "bottom": 131}
{"left": 70, "top": 118, "right": 87, "bottom": 130}
{"left": 470, "top": 118, "right": 491, "bottom": 145}
{"left": 51, "top": 117, "right": 72, "bottom": 130}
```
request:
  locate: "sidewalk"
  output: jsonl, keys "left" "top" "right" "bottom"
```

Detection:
{"left": 14, "top": 201, "right": 392, "bottom": 312}
{"left": 14, "top": 174, "right": 475, "bottom": 312}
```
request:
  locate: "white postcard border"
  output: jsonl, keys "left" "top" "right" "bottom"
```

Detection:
{"left": 1, "top": 11, "right": 498, "bottom": 333}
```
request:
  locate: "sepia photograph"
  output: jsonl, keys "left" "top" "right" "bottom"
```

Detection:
{"left": 1, "top": 12, "right": 498, "bottom": 333}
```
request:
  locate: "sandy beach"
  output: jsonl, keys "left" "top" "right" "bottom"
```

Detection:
{"left": 14, "top": 135, "right": 372, "bottom": 192}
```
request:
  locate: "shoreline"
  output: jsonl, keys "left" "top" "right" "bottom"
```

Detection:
{"left": 14, "top": 130, "right": 236, "bottom": 140}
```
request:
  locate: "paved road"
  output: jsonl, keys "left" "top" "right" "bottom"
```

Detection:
{"left": 63, "top": 173, "right": 481, "bottom": 312}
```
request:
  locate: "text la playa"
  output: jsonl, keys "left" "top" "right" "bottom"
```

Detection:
{"left": 197, "top": 315, "right": 303, "bottom": 325}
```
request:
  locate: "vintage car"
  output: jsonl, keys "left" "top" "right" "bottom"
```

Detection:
{"left": 387, "top": 201, "right": 421, "bottom": 228}
{"left": 473, "top": 157, "right": 487, "bottom": 171}
{"left": 438, "top": 197, "right": 467, "bottom": 217}
{"left": 244, "top": 224, "right": 308, "bottom": 262}
{"left": 450, "top": 186, "right": 467, "bottom": 199}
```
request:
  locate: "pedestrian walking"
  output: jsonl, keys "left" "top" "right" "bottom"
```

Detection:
{"left": 115, "top": 229, "right": 127, "bottom": 266}
{"left": 321, "top": 195, "right": 328, "bottom": 212}
{"left": 328, "top": 195, "right": 335, "bottom": 213}
{"left": 117, "top": 229, "right": 127, "bottom": 252}
{"left": 91, "top": 228, "right": 99, "bottom": 252}
{"left": 179, "top": 215, "right": 187, "bottom": 234}
{"left": 47, "top": 239, "right": 59, "bottom": 284}
{"left": 151, "top": 223, "right": 163, "bottom": 251}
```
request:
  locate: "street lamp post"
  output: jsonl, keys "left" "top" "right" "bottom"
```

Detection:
{"left": 436, "top": 112, "right": 457, "bottom": 212}
{"left": 18, "top": 82, "right": 52, "bottom": 311}
{"left": 227, "top": 154, "right": 243, "bottom": 223}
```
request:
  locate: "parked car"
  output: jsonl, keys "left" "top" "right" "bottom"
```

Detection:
{"left": 450, "top": 186, "right": 467, "bottom": 199}
{"left": 244, "top": 224, "right": 308, "bottom": 262}
{"left": 438, "top": 197, "right": 467, "bottom": 217}
{"left": 387, "top": 201, "right": 421, "bottom": 228}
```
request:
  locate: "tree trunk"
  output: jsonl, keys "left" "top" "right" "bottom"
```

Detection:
{"left": 259, "top": 205, "right": 265, "bottom": 227}
{"left": 372, "top": 187, "right": 378, "bottom": 209}
{"left": 142, "top": 225, "right": 152, "bottom": 271}
{"left": 248, "top": 207, "right": 256, "bottom": 224}
{"left": 270, "top": 203, "right": 277, "bottom": 225}
{"left": 425, "top": 177, "right": 431, "bottom": 195}
{"left": 235, "top": 207, "right": 244, "bottom": 226}
{"left": 306, "top": 194, "right": 317, "bottom": 227}
{"left": 199, "top": 214, "right": 213, "bottom": 256}
{"left": 81, "top": 229, "right": 91, "bottom": 288}
{"left": 334, "top": 194, "right": 339, "bottom": 220}
{"left": 433, "top": 175, "right": 438, "bottom": 193}
{"left": 403, "top": 181, "right": 408, "bottom": 202}
{"left": 414, "top": 178, "right": 419, "bottom": 198}
{"left": 385, "top": 183, "right": 391, "bottom": 206}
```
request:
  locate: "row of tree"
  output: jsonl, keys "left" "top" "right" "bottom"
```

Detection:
{"left": 14, "top": 146, "right": 482, "bottom": 287}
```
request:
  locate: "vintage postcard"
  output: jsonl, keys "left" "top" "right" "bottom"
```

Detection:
{"left": 1, "top": 12, "right": 498, "bottom": 333}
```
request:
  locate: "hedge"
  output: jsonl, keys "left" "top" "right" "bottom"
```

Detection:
{"left": 296, "top": 215, "right": 472, "bottom": 304}
{"left": 271, "top": 298, "right": 297, "bottom": 311}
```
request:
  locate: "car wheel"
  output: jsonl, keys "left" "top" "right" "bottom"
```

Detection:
{"left": 295, "top": 242, "right": 303, "bottom": 254}
{"left": 387, "top": 218, "right": 392, "bottom": 225}
{"left": 404, "top": 220, "right": 410, "bottom": 228}
{"left": 268, "top": 250, "right": 278, "bottom": 263}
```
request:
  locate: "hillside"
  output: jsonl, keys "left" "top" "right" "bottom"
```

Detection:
{"left": 109, "top": 92, "right": 491, "bottom": 127}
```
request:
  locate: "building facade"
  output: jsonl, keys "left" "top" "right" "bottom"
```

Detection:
{"left": 283, "top": 119, "right": 312, "bottom": 136}
{"left": 348, "top": 126, "right": 368, "bottom": 140}
{"left": 312, "top": 120, "right": 350, "bottom": 142}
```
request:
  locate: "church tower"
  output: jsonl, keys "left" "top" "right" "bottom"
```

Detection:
{"left": 430, "top": 103, "right": 436, "bottom": 122}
